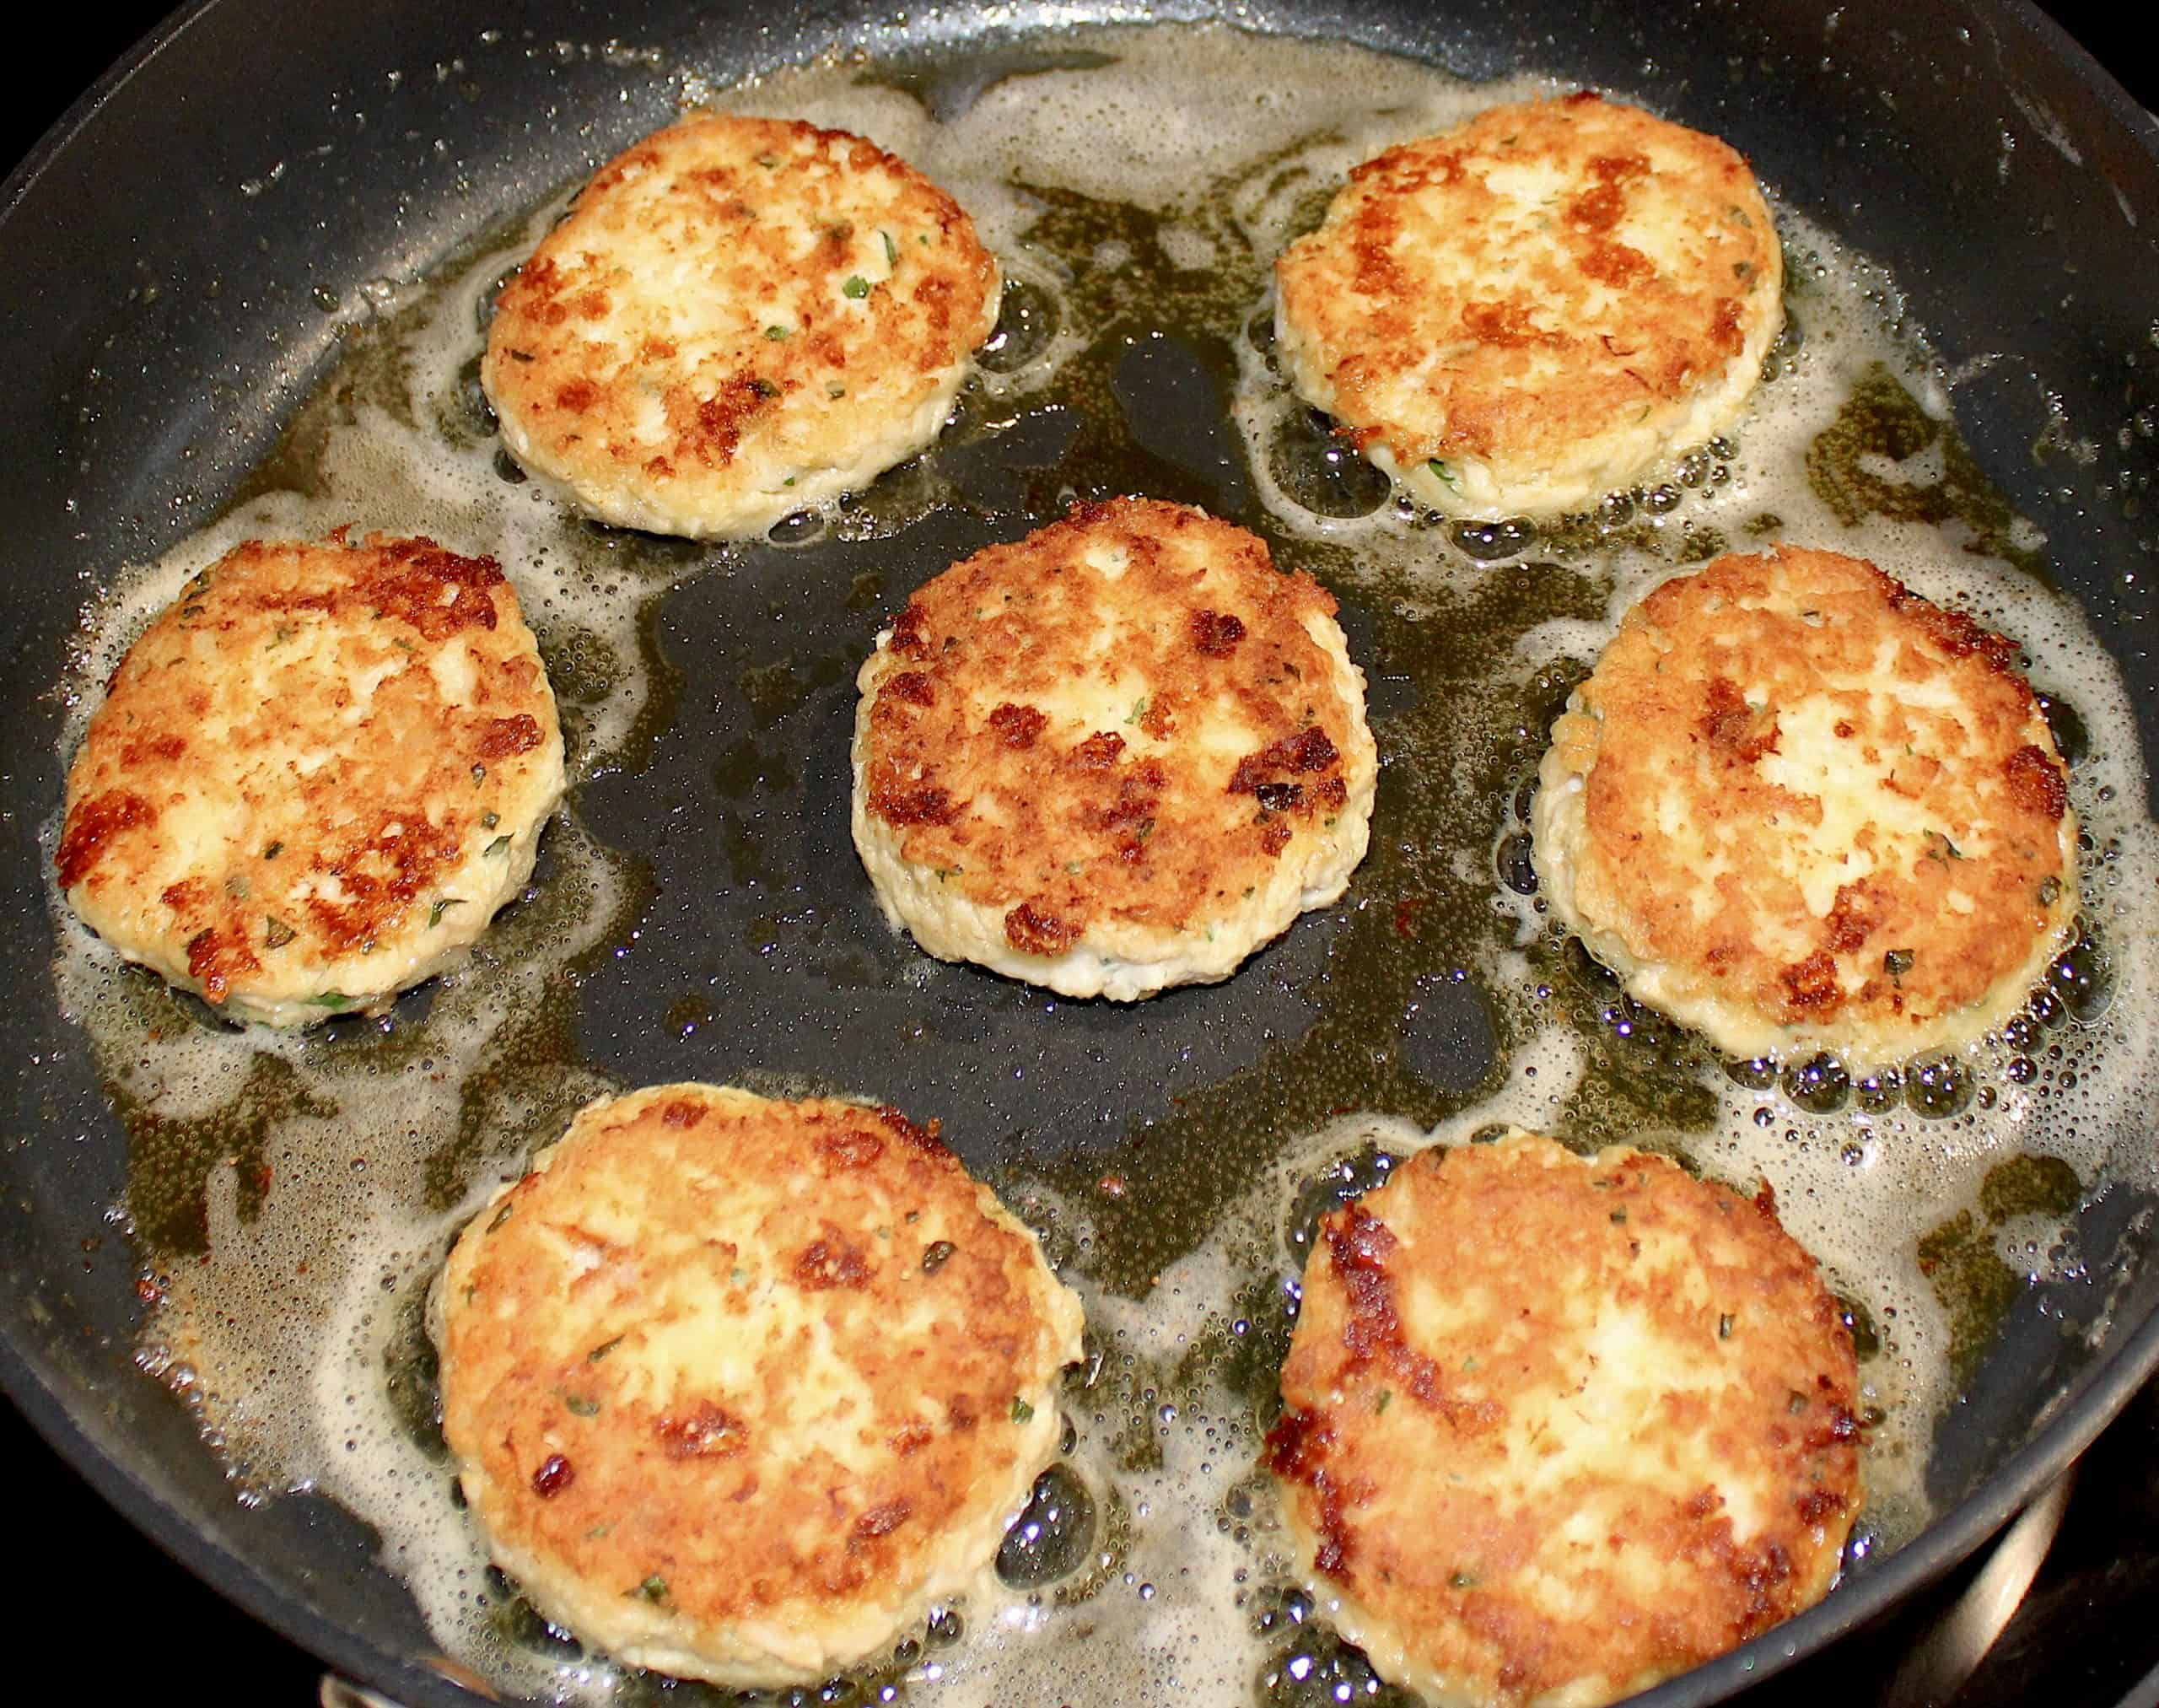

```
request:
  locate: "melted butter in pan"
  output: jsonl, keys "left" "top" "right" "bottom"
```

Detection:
{"left": 42, "top": 21, "right": 2159, "bottom": 1705}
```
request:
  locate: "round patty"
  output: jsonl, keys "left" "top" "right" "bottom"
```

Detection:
{"left": 850, "top": 498, "right": 1379, "bottom": 1001}
{"left": 1268, "top": 1131, "right": 1861, "bottom": 1707}
{"left": 435, "top": 1083, "right": 1085, "bottom": 1689}
{"left": 56, "top": 535, "right": 564, "bottom": 1027}
{"left": 1274, "top": 92, "right": 1783, "bottom": 520}
{"left": 1533, "top": 547, "right": 2078, "bottom": 1066}
{"left": 482, "top": 114, "right": 1000, "bottom": 540}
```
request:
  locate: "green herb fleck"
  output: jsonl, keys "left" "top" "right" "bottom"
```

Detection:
{"left": 751, "top": 377, "right": 779, "bottom": 399}
{"left": 1375, "top": 1389, "right": 1392, "bottom": 1414}
{"left": 827, "top": 381, "right": 847, "bottom": 398}
{"left": 471, "top": 763, "right": 487, "bottom": 784}
{"left": 631, "top": 1574, "right": 669, "bottom": 1603}
{"left": 1010, "top": 1396, "right": 1035, "bottom": 1424}
{"left": 843, "top": 274, "right": 870, "bottom": 299}
{"left": 1427, "top": 458, "right": 1461, "bottom": 490}
{"left": 261, "top": 840, "right": 283, "bottom": 859}
{"left": 1786, "top": 1391, "right": 1809, "bottom": 1415}
{"left": 765, "top": 324, "right": 789, "bottom": 340}
{"left": 486, "top": 835, "right": 512, "bottom": 858}
{"left": 1450, "top": 1571, "right": 1478, "bottom": 1590}
{"left": 428, "top": 897, "right": 467, "bottom": 929}
{"left": 881, "top": 229, "right": 899, "bottom": 269}
{"left": 922, "top": 1240, "right": 957, "bottom": 1273}
{"left": 1883, "top": 948, "right": 1914, "bottom": 979}
{"left": 1609, "top": 1208, "right": 1628, "bottom": 1224}
{"left": 756, "top": 153, "right": 779, "bottom": 169}
{"left": 487, "top": 1199, "right": 514, "bottom": 1231}
{"left": 480, "top": 811, "right": 500, "bottom": 830}
{"left": 2038, "top": 875, "right": 2063, "bottom": 907}
{"left": 1126, "top": 695, "right": 1151, "bottom": 725}
{"left": 564, "top": 1393, "right": 600, "bottom": 1418}
{"left": 305, "top": 992, "right": 353, "bottom": 1009}
{"left": 1718, "top": 1312, "right": 1735, "bottom": 1339}
{"left": 264, "top": 918, "right": 296, "bottom": 951}
{"left": 587, "top": 1335, "right": 623, "bottom": 1363}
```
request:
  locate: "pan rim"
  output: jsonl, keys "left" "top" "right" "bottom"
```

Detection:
{"left": 3, "top": 2, "right": 2158, "bottom": 1704}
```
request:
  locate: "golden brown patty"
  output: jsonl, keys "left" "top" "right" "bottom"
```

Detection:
{"left": 1268, "top": 1132, "right": 1861, "bottom": 1708}
{"left": 482, "top": 114, "right": 999, "bottom": 539}
{"left": 436, "top": 1084, "right": 1085, "bottom": 1688}
{"left": 56, "top": 535, "right": 564, "bottom": 1026}
{"left": 1532, "top": 547, "right": 2078, "bottom": 1065}
{"left": 850, "top": 498, "right": 1378, "bottom": 1000}
{"left": 1274, "top": 92, "right": 1782, "bottom": 519}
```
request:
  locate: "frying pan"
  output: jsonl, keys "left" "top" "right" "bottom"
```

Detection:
{"left": 4, "top": 2, "right": 2157, "bottom": 1704}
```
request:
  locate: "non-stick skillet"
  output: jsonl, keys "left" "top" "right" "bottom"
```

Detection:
{"left": 6, "top": 3, "right": 2159, "bottom": 1705}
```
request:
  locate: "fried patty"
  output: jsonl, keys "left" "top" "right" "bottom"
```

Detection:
{"left": 850, "top": 498, "right": 1378, "bottom": 1000}
{"left": 1268, "top": 1131, "right": 1861, "bottom": 1708}
{"left": 1275, "top": 92, "right": 1783, "bottom": 520}
{"left": 1532, "top": 547, "right": 2078, "bottom": 1066}
{"left": 435, "top": 1083, "right": 1085, "bottom": 1689}
{"left": 482, "top": 114, "right": 999, "bottom": 540}
{"left": 56, "top": 536, "right": 564, "bottom": 1027}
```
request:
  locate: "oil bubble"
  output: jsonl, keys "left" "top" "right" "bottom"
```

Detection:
{"left": 979, "top": 277, "right": 1060, "bottom": 374}
{"left": 995, "top": 1463, "right": 1098, "bottom": 1588}
{"left": 1495, "top": 829, "right": 1537, "bottom": 897}
{"left": 1451, "top": 516, "right": 1538, "bottom": 561}
{"left": 1268, "top": 409, "right": 1391, "bottom": 520}
{"left": 1905, "top": 1054, "right": 1975, "bottom": 1119}
{"left": 1781, "top": 1053, "right": 1852, "bottom": 1115}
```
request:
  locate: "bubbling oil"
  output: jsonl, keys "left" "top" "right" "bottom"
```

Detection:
{"left": 40, "top": 19, "right": 2159, "bottom": 1708}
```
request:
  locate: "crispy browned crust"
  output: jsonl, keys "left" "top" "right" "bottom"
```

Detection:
{"left": 1276, "top": 93, "right": 1779, "bottom": 475}
{"left": 57, "top": 536, "right": 559, "bottom": 1008}
{"left": 439, "top": 1086, "right": 1074, "bottom": 1638}
{"left": 1550, "top": 547, "right": 2076, "bottom": 1041}
{"left": 858, "top": 498, "right": 1363, "bottom": 947}
{"left": 1269, "top": 1136, "right": 1860, "bottom": 1704}
{"left": 482, "top": 115, "right": 998, "bottom": 531}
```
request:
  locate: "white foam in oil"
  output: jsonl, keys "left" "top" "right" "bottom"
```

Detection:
{"left": 40, "top": 19, "right": 2159, "bottom": 1706}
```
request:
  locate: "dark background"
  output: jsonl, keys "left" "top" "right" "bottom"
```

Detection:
{"left": 3, "top": 3, "right": 2156, "bottom": 1705}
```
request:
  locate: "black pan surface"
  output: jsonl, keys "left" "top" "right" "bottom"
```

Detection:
{"left": 5, "top": 4, "right": 2159, "bottom": 1705}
